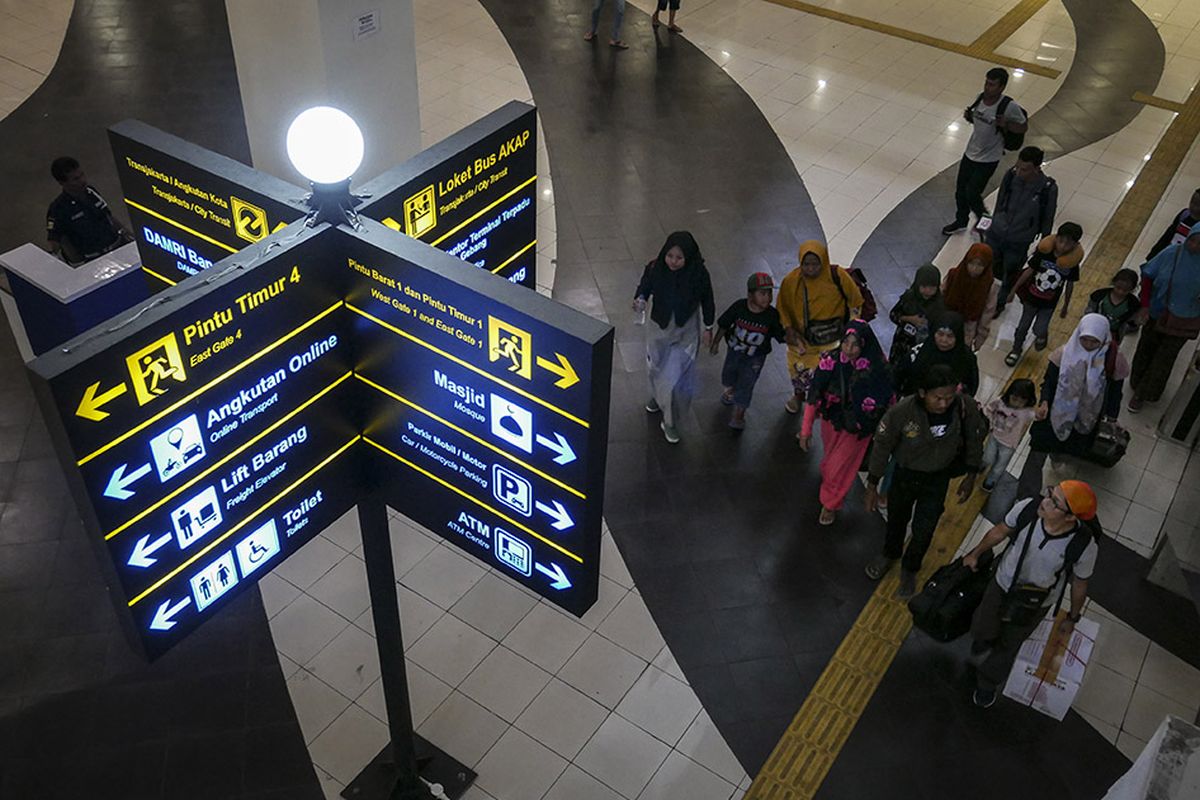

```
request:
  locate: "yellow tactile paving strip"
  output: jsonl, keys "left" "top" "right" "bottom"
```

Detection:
{"left": 1133, "top": 91, "right": 1188, "bottom": 115}
{"left": 968, "top": 0, "right": 1051, "bottom": 54}
{"left": 745, "top": 53, "right": 1200, "bottom": 800}
{"left": 762, "top": 0, "right": 1060, "bottom": 78}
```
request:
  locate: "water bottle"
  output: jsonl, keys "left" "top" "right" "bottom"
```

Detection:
{"left": 634, "top": 297, "right": 647, "bottom": 326}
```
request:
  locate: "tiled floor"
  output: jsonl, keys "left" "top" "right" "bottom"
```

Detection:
{"left": 0, "top": 0, "right": 71, "bottom": 118}
{"left": 628, "top": 0, "right": 1075, "bottom": 262}
{"left": 4, "top": 0, "right": 1200, "bottom": 798}
{"left": 269, "top": 510, "right": 749, "bottom": 800}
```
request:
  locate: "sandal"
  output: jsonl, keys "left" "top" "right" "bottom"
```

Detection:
{"left": 784, "top": 396, "right": 801, "bottom": 414}
{"left": 819, "top": 507, "right": 836, "bottom": 526}
{"left": 609, "top": 39, "right": 629, "bottom": 49}
{"left": 584, "top": 31, "right": 596, "bottom": 41}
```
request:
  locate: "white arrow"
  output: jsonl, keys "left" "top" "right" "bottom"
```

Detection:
{"left": 104, "top": 462, "right": 152, "bottom": 500}
{"left": 535, "top": 432, "right": 576, "bottom": 465}
{"left": 535, "top": 562, "right": 572, "bottom": 590}
{"left": 149, "top": 596, "right": 191, "bottom": 630}
{"left": 535, "top": 499, "right": 574, "bottom": 531}
{"left": 128, "top": 532, "right": 173, "bottom": 568}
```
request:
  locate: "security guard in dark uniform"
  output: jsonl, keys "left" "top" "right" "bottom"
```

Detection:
{"left": 46, "top": 156, "right": 132, "bottom": 266}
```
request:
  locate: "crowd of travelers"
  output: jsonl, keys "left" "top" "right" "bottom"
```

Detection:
{"left": 630, "top": 66, "right": 1200, "bottom": 708}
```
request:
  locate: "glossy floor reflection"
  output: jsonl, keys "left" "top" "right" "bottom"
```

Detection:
{"left": 2, "top": 0, "right": 1200, "bottom": 799}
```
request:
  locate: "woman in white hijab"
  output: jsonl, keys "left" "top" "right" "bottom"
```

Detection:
{"left": 1016, "top": 313, "right": 1130, "bottom": 497}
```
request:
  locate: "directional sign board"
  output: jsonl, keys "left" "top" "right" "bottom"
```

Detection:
{"left": 30, "top": 113, "right": 609, "bottom": 659}
{"left": 358, "top": 102, "right": 538, "bottom": 290}
{"left": 109, "top": 120, "right": 309, "bottom": 288}
{"left": 341, "top": 220, "right": 610, "bottom": 614}
{"left": 29, "top": 226, "right": 361, "bottom": 658}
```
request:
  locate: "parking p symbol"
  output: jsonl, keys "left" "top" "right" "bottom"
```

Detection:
{"left": 492, "top": 464, "right": 532, "bottom": 516}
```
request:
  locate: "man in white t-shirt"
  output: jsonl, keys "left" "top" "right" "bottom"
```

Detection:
{"left": 942, "top": 67, "right": 1029, "bottom": 235}
{"left": 961, "top": 480, "right": 1099, "bottom": 708}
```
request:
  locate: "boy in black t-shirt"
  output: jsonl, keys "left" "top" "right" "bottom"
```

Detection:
{"left": 1085, "top": 268, "right": 1139, "bottom": 341}
{"left": 711, "top": 272, "right": 786, "bottom": 430}
{"left": 1005, "top": 222, "right": 1084, "bottom": 366}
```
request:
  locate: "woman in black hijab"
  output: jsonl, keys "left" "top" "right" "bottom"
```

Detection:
{"left": 895, "top": 310, "right": 980, "bottom": 397}
{"left": 633, "top": 231, "right": 716, "bottom": 443}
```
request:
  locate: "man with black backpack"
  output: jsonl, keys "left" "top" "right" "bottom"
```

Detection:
{"left": 943, "top": 67, "right": 1029, "bottom": 236}
{"left": 986, "top": 146, "right": 1059, "bottom": 315}
{"left": 961, "top": 481, "right": 1099, "bottom": 709}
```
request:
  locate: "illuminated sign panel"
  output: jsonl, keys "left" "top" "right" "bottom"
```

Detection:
{"left": 30, "top": 228, "right": 360, "bottom": 658}
{"left": 108, "top": 120, "right": 309, "bottom": 288}
{"left": 31, "top": 113, "right": 609, "bottom": 658}
{"left": 358, "top": 102, "right": 538, "bottom": 290}
{"left": 342, "top": 222, "right": 610, "bottom": 615}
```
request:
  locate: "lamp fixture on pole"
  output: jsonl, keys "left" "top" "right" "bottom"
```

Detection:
{"left": 285, "top": 105, "right": 365, "bottom": 227}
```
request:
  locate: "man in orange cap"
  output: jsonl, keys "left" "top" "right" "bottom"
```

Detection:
{"left": 961, "top": 480, "right": 1098, "bottom": 707}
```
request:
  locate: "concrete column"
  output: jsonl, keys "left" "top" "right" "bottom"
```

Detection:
{"left": 225, "top": 0, "right": 421, "bottom": 187}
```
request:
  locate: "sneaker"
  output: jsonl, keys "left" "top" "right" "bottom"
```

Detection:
{"left": 645, "top": 398, "right": 661, "bottom": 413}
{"left": 784, "top": 396, "right": 801, "bottom": 414}
{"left": 1127, "top": 396, "right": 1144, "bottom": 414}
{"left": 1004, "top": 350, "right": 1021, "bottom": 367}
{"left": 896, "top": 569, "right": 917, "bottom": 600}
{"left": 865, "top": 554, "right": 895, "bottom": 581}
{"left": 942, "top": 221, "right": 968, "bottom": 235}
{"left": 660, "top": 421, "right": 680, "bottom": 443}
{"left": 1034, "top": 337, "right": 1048, "bottom": 351}
{"left": 972, "top": 687, "right": 997, "bottom": 708}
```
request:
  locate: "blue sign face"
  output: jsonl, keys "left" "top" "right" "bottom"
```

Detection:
{"left": 342, "top": 224, "right": 611, "bottom": 616}
{"left": 358, "top": 102, "right": 539, "bottom": 290}
{"left": 108, "top": 120, "right": 309, "bottom": 288}
{"left": 30, "top": 229, "right": 360, "bottom": 659}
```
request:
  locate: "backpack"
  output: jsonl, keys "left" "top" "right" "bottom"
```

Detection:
{"left": 997, "top": 170, "right": 1056, "bottom": 232}
{"left": 969, "top": 93, "right": 1026, "bottom": 152}
{"left": 829, "top": 264, "right": 878, "bottom": 322}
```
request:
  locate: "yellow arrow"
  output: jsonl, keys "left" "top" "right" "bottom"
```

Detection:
{"left": 76, "top": 381, "right": 128, "bottom": 422}
{"left": 536, "top": 353, "right": 579, "bottom": 389}
{"left": 272, "top": 221, "right": 289, "bottom": 233}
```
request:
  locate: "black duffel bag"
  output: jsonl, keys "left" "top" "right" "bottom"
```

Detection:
{"left": 907, "top": 549, "right": 995, "bottom": 642}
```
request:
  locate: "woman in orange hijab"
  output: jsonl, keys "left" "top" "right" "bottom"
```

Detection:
{"left": 942, "top": 243, "right": 999, "bottom": 351}
{"left": 777, "top": 241, "right": 863, "bottom": 417}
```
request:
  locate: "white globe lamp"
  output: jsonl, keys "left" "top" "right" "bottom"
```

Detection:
{"left": 286, "top": 106, "right": 364, "bottom": 185}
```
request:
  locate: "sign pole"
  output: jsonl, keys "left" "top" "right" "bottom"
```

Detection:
{"left": 344, "top": 497, "right": 475, "bottom": 800}
{"left": 354, "top": 497, "right": 424, "bottom": 799}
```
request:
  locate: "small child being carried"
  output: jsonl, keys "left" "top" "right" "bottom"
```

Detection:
{"left": 981, "top": 378, "right": 1045, "bottom": 491}
{"left": 711, "top": 272, "right": 787, "bottom": 430}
